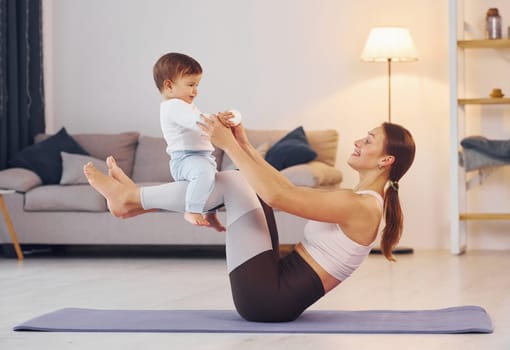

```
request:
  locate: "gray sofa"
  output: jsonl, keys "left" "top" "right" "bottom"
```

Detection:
{"left": 0, "top": 129, "right": 341, "bottom": 256}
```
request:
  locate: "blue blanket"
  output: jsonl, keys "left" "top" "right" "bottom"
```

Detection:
{"left": 459, "top": 148, "right": 509, "bottom": 172}
{"left": 461, "top": 136, "right": 510, "bottom": 161}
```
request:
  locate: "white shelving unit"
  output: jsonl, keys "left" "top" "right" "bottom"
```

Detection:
{"left": 449, "top": 0, "right": 510, "bottom": 254}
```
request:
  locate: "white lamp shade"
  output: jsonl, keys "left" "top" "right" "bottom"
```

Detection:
{"left": 361, "top": 27, "right": 419, "bottom": 62}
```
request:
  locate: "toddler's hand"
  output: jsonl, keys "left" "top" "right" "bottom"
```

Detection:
{"left": 217, "top": 111, "right": 236, "bottom": 128}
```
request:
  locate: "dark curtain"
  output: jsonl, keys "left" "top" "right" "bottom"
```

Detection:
{"left": 0, "top": 0, "right": 45, "bottom": 170}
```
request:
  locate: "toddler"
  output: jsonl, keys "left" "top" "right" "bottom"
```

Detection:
{"left": 153, "top": 52, "right": 240, "bottom": 231}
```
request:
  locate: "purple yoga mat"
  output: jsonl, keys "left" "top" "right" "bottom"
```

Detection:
{"left": 13, "top": 305, "right": 493, "bottom": 334}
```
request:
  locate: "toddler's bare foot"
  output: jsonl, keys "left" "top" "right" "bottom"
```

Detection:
{"left": 184, "top": 212, "right": 211, "bottom": 227}
{"left": 205, "top": 212, "right": 226, "bottom": 232}
{"left": 83, "top": 162, "right": 142, "bottom": 218}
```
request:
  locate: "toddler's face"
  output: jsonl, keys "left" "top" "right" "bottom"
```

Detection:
{"left": 169, "top": 74, "right": 202, "bottom": 104}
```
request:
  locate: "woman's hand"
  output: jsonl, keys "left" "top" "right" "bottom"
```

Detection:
{"left": 198, "top": 115, "right": 237, "bottom": 150}
{"left": 217, "top": 111, "right": 235, "bottom": 127}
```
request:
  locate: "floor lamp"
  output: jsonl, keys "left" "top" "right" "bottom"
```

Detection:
{"left": 361, "top": 27, "right": 419, "bottom": 123}
{"left": 361, "top": 27, "right": 418, "bottom": 255}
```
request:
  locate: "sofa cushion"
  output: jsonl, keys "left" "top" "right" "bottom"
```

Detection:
{"left": 10, "top": 127, "right": 89, "bottom": 185}
{"left": 305, "top": 129, "right": 339, "bottom": 167}
{"left": 60, "top": 152, "right": 108, "bottom": 185}
{"left": 24, "top": 185, "right": 107, "bottom": 212}
{"left": 131, "top": 136, "right": 224, "bottom": 183}
{"left": 0, "top": 168, "right": 42, "bottom": 192}
{"left": 131, "top": 136, "right": 172, "bottom": 183}
{"left": 72, "top": 132, "right": 139, "bottom": 177}
{"left": 220, "top": 142, "right": 270, "bottom": 171}
{"left": 265, "top": 126, "right": 317, "bottom": 170}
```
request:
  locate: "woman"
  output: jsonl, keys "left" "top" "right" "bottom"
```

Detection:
{"left": 83, "top": 117, "right": 415, "bottom": 322}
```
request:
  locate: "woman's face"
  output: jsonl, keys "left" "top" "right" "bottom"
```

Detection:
{"left": 347, "top": 127, "right": 387, "bottom": 171}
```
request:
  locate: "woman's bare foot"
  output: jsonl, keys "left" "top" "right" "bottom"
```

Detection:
{"left": 184, "top": 212, "right": 210, "bottom": 227}
{"left": 103, "top": 156, "right": 158, "bottom": 218}
{"left": 106, "top": 156, "right": 135, "bottom": 186}
{"left": 205, "top": 212, "right": 226, "bottom": 232}
{"left": 83, "top": 162, "right": 142, "bottom": 218}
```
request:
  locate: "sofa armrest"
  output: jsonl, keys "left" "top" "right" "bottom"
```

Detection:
{"left": 281, "top": 161, "right": 342, "bottom": 187}
{"left": 0, "top": 168, "right": 42, "bottom": 192}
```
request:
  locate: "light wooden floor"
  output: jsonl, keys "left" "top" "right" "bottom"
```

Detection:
{"left": 0, "top": 249, "right": 508, "bottom": 350}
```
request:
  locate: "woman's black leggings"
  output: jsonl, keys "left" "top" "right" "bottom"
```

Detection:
{"left": 229, "top": 198, "right": 325, "bottom": 322}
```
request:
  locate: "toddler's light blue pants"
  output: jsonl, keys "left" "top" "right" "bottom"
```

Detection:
{"left": 169, "top": 150, "right": 216, "bottom": 213}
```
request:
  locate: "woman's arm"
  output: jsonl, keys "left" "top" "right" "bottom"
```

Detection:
{"left": 200, "top": 117, "right": 380, "bottom": 229}
{"left": 202, "top": 116, "right": 298, "bottom": 204}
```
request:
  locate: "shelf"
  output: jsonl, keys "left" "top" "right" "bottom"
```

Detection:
{"left": 458, "top": 98, "right": 510, "bottom": 105}
{"left": 458, "top": 39, "right": 510, "bottom": 49}
{"left": 460, "top": 213, "right": 510, "bottom": 221}
{"left": 449, "top": 0, "right": 510, "bottom": 254}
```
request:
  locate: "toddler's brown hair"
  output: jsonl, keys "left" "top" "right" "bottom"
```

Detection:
{"left": 153, "top": 53, "right": 202, "bottom": 92}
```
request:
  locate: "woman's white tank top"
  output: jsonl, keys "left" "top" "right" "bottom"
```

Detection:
{"left": 300, "top": 190, "right": 384, "bottom": 281}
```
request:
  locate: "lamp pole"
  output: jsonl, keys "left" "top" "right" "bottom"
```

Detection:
{"left": 387, "top": 58, "right": 392, "bottom": 123}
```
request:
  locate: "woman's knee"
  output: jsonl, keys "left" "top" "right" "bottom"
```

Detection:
{"left": 216, "top": 170, "right": 245, "bottom": 187}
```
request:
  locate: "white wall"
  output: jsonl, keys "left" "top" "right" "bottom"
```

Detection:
{"left": 42, "top": 0, "right": 510, "bottom": 250}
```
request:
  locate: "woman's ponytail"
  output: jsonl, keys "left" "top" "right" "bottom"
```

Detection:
{"left": 381, "top": 183, "right": 403, "bottom": 261}
{"left": 380, "top": 123, "right": 415, "bottom": 261}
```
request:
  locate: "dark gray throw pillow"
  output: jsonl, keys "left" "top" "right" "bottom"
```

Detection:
{"left": 9, "top": 127, "right": 88, "bottom": 184}
{"left": 265, "top": 126, "right": 317, "bottom": 170}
